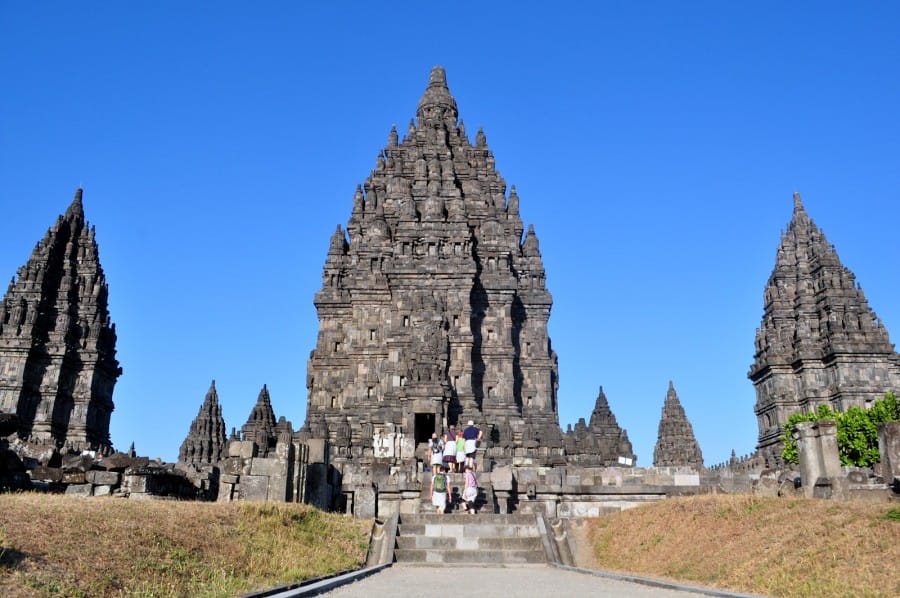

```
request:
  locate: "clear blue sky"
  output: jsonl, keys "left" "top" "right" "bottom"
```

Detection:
{"left": 2, "top": 2, "right": 898, "bottom": 466}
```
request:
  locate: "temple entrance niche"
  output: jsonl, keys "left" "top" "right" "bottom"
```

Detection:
{"left": 413, "top": 412, "right": 436, "bottom": 445}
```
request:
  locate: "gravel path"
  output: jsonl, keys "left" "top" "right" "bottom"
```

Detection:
{"left": 320, "top": 564, "right": 716, "bottom": 597}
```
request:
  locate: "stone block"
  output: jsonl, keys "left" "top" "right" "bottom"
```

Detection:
{"left": 355, "top": 486, "right": 377, "bottom": 518}
{"left": 240, "top": 475, "right": 269, "bottom": 501}
{"left": 219, "top": 457, "right": 244, "bottom": 476}
{"left": 239, "top": 441, "right": 258, "bottom": 460}
{"left": 124, "top": 475, "right": 148, "bottom": 493}
{"left": 306, "top": 439, "right": 327, "bottom": 463}
{"left": 227, "top": 439, "right": 243, "bottom": 458}
{"left": 217, "top": 482, "right": 234, "bottom": 502}
{"left": 220, "top": 474, "right": 239, "bottom": 485}
{"left": 93, "top": 484, "right": 112, "bottom": 497}
{"left": 87, "top": 470, "right": 120, "bottom": 486}
{"left": 673, "top": 473, "right": 700, "bottom": 486}
{"left": 250, "top": 458, "right": 276, "bottom": 477}
{"left": 63, "top": 471, "right": 86, "bottom": 484}
{"left": 399, "top": 437, "right": 415, "bottom": 460}
{"left": 878, "top": 422, "right": 900, "bottom": 483}
{"left": 64, "top": 483, "right": 93, "bottom": 497}
{"left": 491, "top": 466, "right": 513, "bottom": 491}
{"left": 30, "top": 466, "right": 63, "bottom": 482}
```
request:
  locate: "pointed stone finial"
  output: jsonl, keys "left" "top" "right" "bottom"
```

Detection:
{"left": 66, "top": 188, "right": 85, "bottom": 220}
{"left": 507, "top": 185, "right": 520, "bottom": 215}
{"left": 476, "top": 127, "right": 486, "bottom": 148}
{"left": 522, "top": 224, "right": 540, "bottom": 257}
{"left": 388, "top": 125, "right": 398, "bottom": 147}
{"left": 417, "top": 66, "right": 458, "bottom": 125}
{"left": 329, "top": 225, "right": 346, "bottom": 255}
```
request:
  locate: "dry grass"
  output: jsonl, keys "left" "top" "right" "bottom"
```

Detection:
{"left": 0, "top": 494, "right": 371, "bottom": 597}
{"left": 584, "top": 495, "right": 900, "bottom": 598}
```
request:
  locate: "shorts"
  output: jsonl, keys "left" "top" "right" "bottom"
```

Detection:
{"left": 432, "top": 491, "right": 447, "bottom": 509}
{"left": 430, "top": 453, "right": 443, "bottom": 466}
{"left": 456, "top": 452, "right": 465, "bottom": 463}
{"left": 463, "top": 486, "right": 477, "bottom": 502}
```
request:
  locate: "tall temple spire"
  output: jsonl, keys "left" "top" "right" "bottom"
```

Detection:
{"left": 564, "top": 386, "right": 636, "bottom": 466}
{"left": 306, "top": 68, "right": 561, "bottom": 465}
{"left": 66, "top": 188, "right": 84, "bottom": 220}
{"left": 653, "top": 381, "right": 703, "bottom": 468}
{"left": 241, "top": 384, "right": 277, "bottom": 455}
{"left": 749, "top": 192, "right": 900, "bottom": 464}
{"left": 0, "top": 188, "right": 120, "bottom": 454}
{"left": 179, "top": 380, "right": 227, "bottom": 465}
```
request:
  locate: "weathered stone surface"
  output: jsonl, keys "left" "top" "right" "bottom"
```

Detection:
{"left": 240, "top": 474, "right": 269, "bottom": 501}
{"left": 93, "top": 484, "right": 112, "bottom": 496}
{"left": 564, "top": 387, "right": 635, "bottom": 466}
{"left": 303, "top": 67, "right": 562, "bottom": 466}
{"left": 99, "top": 452, "right": 149, "bottom": 472}
{"left": 64, "top": 483, "right": 93, "bottom": 497}
{"left": 178, "top": 380, "right": 227, "bottom": 465}
{"left": 241, "top": 385, "right": 277, "bottom": 456}
{"left": 750, "top": 193, "right": 900, "bottom": 464}
{"left": 653, "top": 381, "right": 703, "bottom": 469}
{"left": 86, "top": 469, "right": 120, "bottom": 485}
{"left": 878, "top": 422, "right": 900, "bottom": 486}
{"left": 0, "top": 189, "right": 120, "bottom": 455}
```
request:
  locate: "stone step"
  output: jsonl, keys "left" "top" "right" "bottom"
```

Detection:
{"left": 394, "top": 548, "right": 546, "bottom": 565}
{"left": 399, "top": 522, "right": 540, "bottom": 538}
{"left": 399, "top": 513, "right": 535, "bottom": 526}
{"left": 397, "top": 535, "right": 542, "bottom": 551}
{"left": 394, "top": 511, "right": 547, "bottom": 566}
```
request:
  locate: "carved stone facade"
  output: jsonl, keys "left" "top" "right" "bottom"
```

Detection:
{"left": 749, "top": 193, "right": 900, "bottom": 464}
{"left": 564, "top": 386, "right": 636, "bottom": 466}
{"left": 178, "top": 380, "right": 227, "bottom": 465}
{"left": 304, "top": 67, "right": 561, "bottom": 464}
{"left": 0, "top": 189, "right": 121, "bottom": 454}
{"left": 653, "top": 381, "right": 703, "bottom": 468}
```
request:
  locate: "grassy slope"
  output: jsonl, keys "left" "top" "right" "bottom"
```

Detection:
{"left": 584, "top": 495, "right": 900, "bottom": 598}
{"left": 0, "top": 494, "right": 371, "bottom": 597}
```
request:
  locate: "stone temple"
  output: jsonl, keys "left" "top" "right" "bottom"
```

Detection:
{"left": 304, "top": 66, "right": 566, "bottom": 467}
{"left": 0, "top": 190, "right": 120, "bottom": 455}
{"left": 749, "top": 193, "right": 900, "bottom": 464}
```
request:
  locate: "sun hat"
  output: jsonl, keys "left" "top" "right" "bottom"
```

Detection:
{"left": 466, "top": 420, "right": 474, "bottom": 426}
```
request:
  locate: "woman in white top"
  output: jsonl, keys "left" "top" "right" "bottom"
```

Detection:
{"left": 442, "top": 430, "right": 457, "bottom": 471}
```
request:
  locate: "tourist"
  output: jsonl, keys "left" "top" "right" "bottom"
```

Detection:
{"left": 461, "top": 464, "right": 478, "bottom": 514}
{"left": 428, "top": 432, "right": 443, "bottom": 472}
{"left": 462, "top": 419, "right": 483, "bottom": 469}
{"left": 442, "top": 429, "right": 457, "bottom": 472}
{"left": 430, "top": 464, "right": 449, "bottom": 515}
{"left": 455, "top": 431, "right": 466, "bottom": 472}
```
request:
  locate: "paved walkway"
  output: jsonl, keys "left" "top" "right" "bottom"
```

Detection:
{"left": 320, "top": 565, "right": 718, "bottom": 597}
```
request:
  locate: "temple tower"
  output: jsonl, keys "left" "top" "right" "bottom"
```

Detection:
{"left": 305, "top": 67, "right": 560, "bottom": 462}
{"left": 241, "top": 384, "right": 277, "bottom": 455}
{"left": 0, "top": 189, "right": 121, "bottom": 454}
{"left": 749, "top": 193, "right": 900, "bottom": 464}
{"left": 653, "top": 381, "right": 703, "bottom": 468}
{"left": 564, "top": 386, "right": 635, "bottom": 465}
{"left": 178, "top": 380, "right": 228, "bottom": 465}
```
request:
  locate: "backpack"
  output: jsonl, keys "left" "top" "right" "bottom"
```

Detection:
{"left": 430, "top": 439, "right": 443, "bottom": 454}
{"left": 433, "top": 473, "right": 447, "bottom": 493}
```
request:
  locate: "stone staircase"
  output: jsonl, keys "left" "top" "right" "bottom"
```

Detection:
{"left": 393, "top": 513, "right": 547, "bottom": 565}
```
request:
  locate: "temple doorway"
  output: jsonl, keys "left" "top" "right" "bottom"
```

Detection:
{"left": 414, "top": 413, "right": 435, "bottom": 445}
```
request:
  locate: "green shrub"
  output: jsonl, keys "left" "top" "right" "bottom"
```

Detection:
{"left": 781, "top": 392, "right": 898, "bottom": 466}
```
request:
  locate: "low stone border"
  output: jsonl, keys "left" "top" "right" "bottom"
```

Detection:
{"left": 242, "top": 563, "right": 393, "bottom": 598}
{"left": 550, "top": 563, "right": 765, "bottom": 598}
